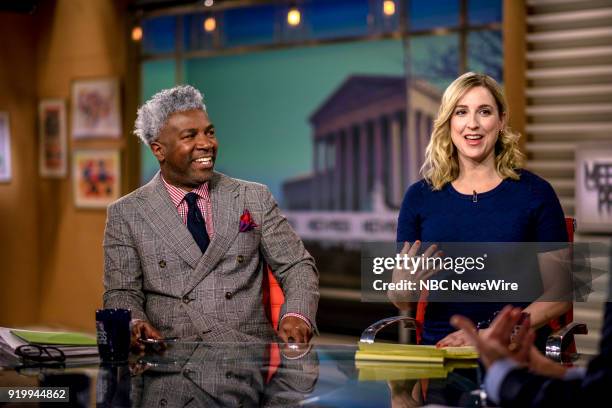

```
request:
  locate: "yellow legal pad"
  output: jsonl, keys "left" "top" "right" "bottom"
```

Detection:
{"left": 355, "top": 343, "right": 479, "bottom": 381}
{"left": 355, "top": 342, "right": 478, "bottom": 364}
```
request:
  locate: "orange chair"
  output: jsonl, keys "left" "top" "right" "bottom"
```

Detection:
{"left": 262, "top": 266, "right": 285, "bottom": 383}
{"left": 262, "top": 266, "right": 285, "bottom": 329}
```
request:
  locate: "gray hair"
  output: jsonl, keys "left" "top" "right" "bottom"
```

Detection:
{"left": 133, "top": 85, "right": 207, "bottom": 144}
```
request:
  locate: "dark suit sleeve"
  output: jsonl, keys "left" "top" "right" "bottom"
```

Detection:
{"left": 258, "top": 186, "right": 319, "bottom": 329}
{"left": 498, "top": 369, "right": 582, "bottom": 407}
{"left": 499, "top": 301, "right": 612, "bottom": 407}
{"left": 103, "top": 202, "right": 148, "bottom": 321}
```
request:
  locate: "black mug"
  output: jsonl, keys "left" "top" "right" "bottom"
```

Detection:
{"left": 95, "top": 309, "right": 131, "bottom": 363}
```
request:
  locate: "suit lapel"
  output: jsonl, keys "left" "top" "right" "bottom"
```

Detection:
{"left": 185, "top": 172, "right": 242, "bottom": 292}
{"left": 135, "top": 173, "right": 202, "bottom": 269}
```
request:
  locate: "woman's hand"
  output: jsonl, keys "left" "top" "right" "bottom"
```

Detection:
{"left": 389, "top": 240, "right": 442, "bottom": 309}
{"left": 435, "top": 328, "right": 489, "bottom": 348}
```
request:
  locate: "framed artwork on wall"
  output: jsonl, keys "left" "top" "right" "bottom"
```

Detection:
{"left": 71, "top": 77, "right": 121, "bottom": 139}
{"left": 0, "top": 112, "right": 12, "bottom": 183}
{"left": 72, "top": 149, "right": 120, "bottom": 208}
{"left": 39, "top": 99, "right": 68, "bottom": 177}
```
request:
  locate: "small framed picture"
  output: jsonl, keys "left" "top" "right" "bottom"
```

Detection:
{"left": 39, "top": 99, "right": 68, "bottom": 177}
{"left": 0, "top": 112, "right": 12, "bottom": 183}
{"left": 576, "top": 143, "right": 612, "bottom": 233}
{"left": 71, "top": 77, "right": 121, "bottom": 139}
{"left": 72, "top": 149, "right": 121, "bottom": 208}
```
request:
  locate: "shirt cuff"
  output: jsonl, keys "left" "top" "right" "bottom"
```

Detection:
{"left": 280, "top": 313, "right": 312, "bottom": 329}
{"left": 563, "top": 366, "right": 586, "bottom": 380}
{"left": 484, "top": 358, "right": 521, "bottom": 405}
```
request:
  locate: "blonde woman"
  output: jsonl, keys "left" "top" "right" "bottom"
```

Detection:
{"left": 395, "top": 72, "right": 571, "bottom": 348}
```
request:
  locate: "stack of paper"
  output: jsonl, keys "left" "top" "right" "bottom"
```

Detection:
{"left": 355, "top": 343, "right": 479, "bottom": 381}
{"left": 355, "top": 342, "right": 478, "bottom": 363}
{"left": 0, "top": 327, "right": 99, "bottom": 366}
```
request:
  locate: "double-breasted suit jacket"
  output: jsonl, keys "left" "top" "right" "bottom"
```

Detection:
{"left": 103, "top": 171, "right": 319, "bottom": 341}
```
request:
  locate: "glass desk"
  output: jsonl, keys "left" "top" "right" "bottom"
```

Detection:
{"left": 0, "top": 341, "right": 490, "bottom": 407}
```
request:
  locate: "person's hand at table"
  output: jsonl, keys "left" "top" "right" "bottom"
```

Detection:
{"left": 436, "top": 327, "right": 491, "bottom": 348}
{"left": 278, "top": 316, "right": 312, "bottom": 344}
{"left": 130, "top": 319, "right": 163, "bottom": 352}
{"left": 449, "top": 305, "right": 533, "bottom": 368}
{"left": 389, "top": 240, "right": 443, "bottom": 308}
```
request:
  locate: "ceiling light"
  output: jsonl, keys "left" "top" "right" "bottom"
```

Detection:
{"left": 383, "top": 0, "right": 395, "bottom": 16}
{"left": 287, "top": 7, "right": 301, "bottom": 26}
{"left": 131, "top": 26, "right": 143, "bottom": 42}
{"left": 204, "top": 16, "right": 216, "bottom": 32}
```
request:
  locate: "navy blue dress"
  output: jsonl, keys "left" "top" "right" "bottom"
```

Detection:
{"left": 396, "top": 170, "right": 568, "bottom": 345}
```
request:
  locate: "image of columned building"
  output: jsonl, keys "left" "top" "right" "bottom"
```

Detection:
{"left": 283, "top": 75, "right": 441, "bottom": 214}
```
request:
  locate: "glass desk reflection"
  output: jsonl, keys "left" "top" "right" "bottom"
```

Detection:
{"left": 0, "top": 341, "right": 486, "bottom": 407}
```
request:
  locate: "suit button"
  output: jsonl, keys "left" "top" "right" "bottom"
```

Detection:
{"left": 160, "top": 399, "right": 167, "bottom": 406}
{"left": 158, "top": 260, "right": 166, "bottom": 268}
{"left": 225, "top": 291, "right": 232, "bottom": 299}
{"left": 182, "top": 295, "right": 191, "bottom": 304}
{"left": 237, "top": 255, "right": 244, "bottom": 263}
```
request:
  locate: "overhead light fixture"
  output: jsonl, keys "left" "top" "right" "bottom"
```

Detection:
{"left": 204, "top": 0, "right": 214, "bottom": 6}
{"left": 131, "top": 25, "right": 143, "bottom": 42}
{"left": 204, "top": 16, "right": 216, "bottom": 32}
{"left": 383, "top": 0, "right": 396, "bottom": 16}
{"left": 287, "top": 7, "right": 301, "bottom": 26}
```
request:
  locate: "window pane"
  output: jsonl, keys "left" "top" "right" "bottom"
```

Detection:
{"left": 468, "top": 0, "right": 502, "bottom": 25}
{"left": 409, "top": 0, "right": 459, "bottom": 31}
{"left": 301, "top": 0, "right": 370, "bottom": 40}
{"left": 223, "top": 5, "right": 276, "bottom": 47}
{"left": 183, "top": 13, "right": 217, "bottom": 51}
{"left": 142, "top": 16, "right": 176, "bottom": 54}
{"left": 410, "top": 34, "right": 459, "bottom": 90}
{"left": 468, "top": 30, "right": 503, "bottom": 83}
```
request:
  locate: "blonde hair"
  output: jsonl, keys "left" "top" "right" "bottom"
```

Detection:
{"left": 421, "top": 72, "right": 525, "bottom": 190}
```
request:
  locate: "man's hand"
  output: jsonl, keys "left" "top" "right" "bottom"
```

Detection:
{"left": 450, "top": 305, "right": 533, "bottom": 368}
{"left": 278, "top": 316, "right": 312, "bottom": 344}
{"left": 130, "top": 320, "right": 163, "bottom": 352}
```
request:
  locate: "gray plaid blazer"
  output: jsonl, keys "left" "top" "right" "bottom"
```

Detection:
{"left": 103, "top": 171, "right": 319, "bottom": 341}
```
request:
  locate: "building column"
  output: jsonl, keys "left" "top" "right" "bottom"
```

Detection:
{"left": 325, "top": 136, "right": 334, "bottom": 210}
{"left": 334, "top": 132, "right": 342, "bottom": 210}
{"left": 374, "top": 117, "right": 384, "bottom": 193}
{"left": 343, "top": 129, "right": 354, "bottom": 210}
{"left": 312, "top": 137, "right": 320, "bottom": 210}
{"left": 407, "top": 92, "right": 420, "bottom": 186}
{"left": 390, "top": 115, "right": 403, "bottom": 207}
{"left": 359, "top": 122, "right": 369, "bottom": 210}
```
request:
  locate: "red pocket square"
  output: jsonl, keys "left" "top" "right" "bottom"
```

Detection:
{"left": 239, "top": 209, "right": 258, "bottom": 232}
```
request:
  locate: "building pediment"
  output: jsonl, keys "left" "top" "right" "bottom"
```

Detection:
{"left": 310, "top": 75, "right": 441, "bottom": 126}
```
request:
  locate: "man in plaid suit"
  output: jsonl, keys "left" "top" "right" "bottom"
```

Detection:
{"left": 103, "top": 86, "right": 318, "bottom": 347}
